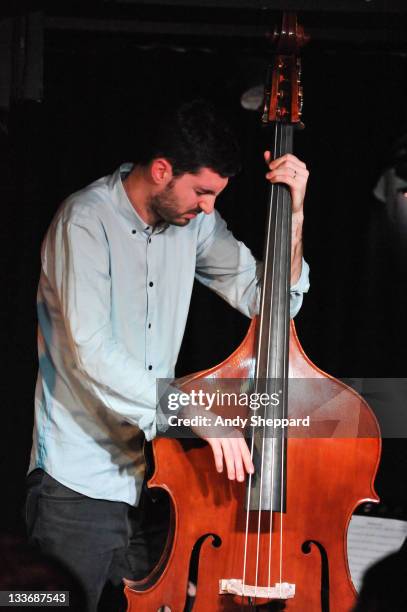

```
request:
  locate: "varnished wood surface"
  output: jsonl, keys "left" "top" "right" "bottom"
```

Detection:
{"left": 125, "top": 319, "right": 381, "bottom": 611}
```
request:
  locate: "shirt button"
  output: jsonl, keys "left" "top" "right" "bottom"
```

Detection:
{"left": 132, "top": 229, "right": 137, "bottom": 234}
{"left": 149, "top": 238, "right": 152, "bottom": 243}
{"left": 148, "top": 365, "right": 152, "bottom": 370}
{"left": 149, "top": 281, "right": 154, "bottom": 287}
{"left": 148, "top": 323, "right": 151, "bottom": 329}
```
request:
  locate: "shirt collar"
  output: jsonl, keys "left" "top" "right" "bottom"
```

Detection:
{"left": 109, "top": 163, "right": 169, "bottom": 235}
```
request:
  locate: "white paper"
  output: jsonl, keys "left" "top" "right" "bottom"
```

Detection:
{"left": 347, "top": 515, "right": 407, "bottom": 592}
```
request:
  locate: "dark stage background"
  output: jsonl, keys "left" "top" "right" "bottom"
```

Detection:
{"left": 1, "top": 1, "right": 407, "bottom": 531}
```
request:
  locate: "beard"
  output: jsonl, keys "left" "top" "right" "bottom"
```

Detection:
{"left": 148, "top": 182, "right": 200, "bottom": 227}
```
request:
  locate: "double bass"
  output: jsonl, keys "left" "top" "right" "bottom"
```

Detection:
{"left": 125, "top": 13, "right": 381, "bottom": 611}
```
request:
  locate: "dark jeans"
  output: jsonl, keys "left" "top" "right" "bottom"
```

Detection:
{"left": 25, "top": 469, "right": 169, "bottom": 612}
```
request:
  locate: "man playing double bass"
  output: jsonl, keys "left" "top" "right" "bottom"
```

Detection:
{"left": 25, "top": 99, "right": 309, "bottom": 610}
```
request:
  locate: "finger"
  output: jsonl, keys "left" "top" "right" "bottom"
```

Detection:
{"left": 238, "top": 437, "right": 255, "bottom": 475}
{"left": 269, "top": 153, "right": 307, "bottom": 169}
{"left": 266, "top": 173, "right": 308, "bottom": 189}
{"left": 229, "top": 438, "right": 245, "bottom": 482}
{"left": 267, "top": 161, "right": 308, "bottom": 174}
{"left": 229, "top": 437, "right": 254, "bottom": 481}
{"left": 208, "top": 439, "right": 224, "bottom": 473}
{"left": 268, "top": 162, "right": 307, "bottom": 176}
{"left": 264, "top": 150, "right": 272, "bottom": 165}
{"left": 266, "top": 167, "right": 308, "bottom": 181}
{"left": 221, "top": 438, "right": 238, "bottom": 480}
{"left": 268, "top": 175, "right": 303, "bottom": 190}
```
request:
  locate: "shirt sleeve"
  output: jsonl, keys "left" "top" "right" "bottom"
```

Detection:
{"left": 195, "top": 210, "right": 310, "bottom": 319}
{"left": 42, "top": 210, "right": 165, "bottom": 441}
{"left": 195, "top": 210, "right": 262, "bottom": 318}
{"left": 289, "top": 258, "right": 310, "bottom": 318}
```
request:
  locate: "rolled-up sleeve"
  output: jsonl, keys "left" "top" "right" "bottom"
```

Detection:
{"left": 194, "top": 211, "right": 309, "bottom": 319}
{"left": 195, "top": 211, "right": 262, "bottom": 318}
{"left": 289, "top": 258, "right": 310, "bottom": 318}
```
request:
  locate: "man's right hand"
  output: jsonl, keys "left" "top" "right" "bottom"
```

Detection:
{"left": 186, "top": 408, "right": 254, "bottom": 482}
{"left": 203, "top": 432, "right": 255, "bottom": 482}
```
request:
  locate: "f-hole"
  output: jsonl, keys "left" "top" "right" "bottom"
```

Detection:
{"left": 302, "top": 540, "right": 330, "bottom": 612}
{"left": 185, "top": 533, "right": 222, "bottom": 611}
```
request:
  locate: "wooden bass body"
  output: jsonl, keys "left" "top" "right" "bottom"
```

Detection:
{"left": 125, "top": 319, "right": 380, "bottom": 611}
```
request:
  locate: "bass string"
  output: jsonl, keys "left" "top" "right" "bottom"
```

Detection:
{"left": 279, "top": 121, "right": 291, "bottom": 595}
{"left": 241, "top": 116, "right": 278, "bottom": 599}
{"left": 262, "top": 120, "right": 284, "bottom": 599}
{"left": 257, "top": 120, "right": 291, "bottom": 601}
{"left": 241, "top": 120, "right": 289, "bottom": 604}
{"left": 266, "top": 120, "right": 289, "bottom": 599}
{"left": 241, "top": 119, "right": 279, "bottom": 602}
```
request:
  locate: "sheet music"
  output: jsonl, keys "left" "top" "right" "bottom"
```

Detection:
{"left": 347, "top": 515, "right": 407, "bottom": 592}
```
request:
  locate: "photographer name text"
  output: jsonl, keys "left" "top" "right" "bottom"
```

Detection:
{"left": 167, "top": 415, "right": 310, "bottom": 428}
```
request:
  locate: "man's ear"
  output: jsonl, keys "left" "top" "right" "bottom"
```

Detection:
{"left": 150, "top": 158, "right": 173, "bottom": 186}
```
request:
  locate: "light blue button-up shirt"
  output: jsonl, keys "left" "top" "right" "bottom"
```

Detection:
{"left": 29, "top": 164, "right": 310, "bottom": 505}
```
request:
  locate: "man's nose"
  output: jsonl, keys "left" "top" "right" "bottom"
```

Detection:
{"left": 198, "top": 197, "right": 216, "bottom": 215}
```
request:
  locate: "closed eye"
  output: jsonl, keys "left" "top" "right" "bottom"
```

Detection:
{"left": 195, "top": 189, "right": 217, "bottom": 198}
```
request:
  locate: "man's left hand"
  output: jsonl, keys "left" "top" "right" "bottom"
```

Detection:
{"left": 264, "top": 152, "right": 309, "bottom": 216}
